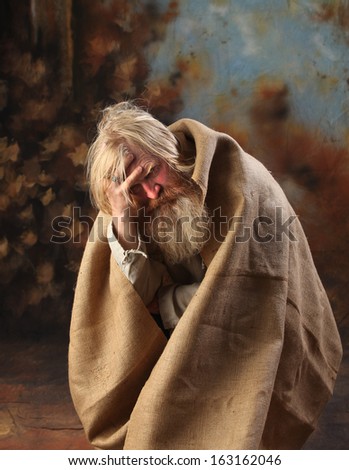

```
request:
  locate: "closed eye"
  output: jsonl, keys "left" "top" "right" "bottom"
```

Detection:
{"left": 130, "top": 164, "right": 161, "bottom": 196}
{"left": 145, "top": 165, "right": 160, "bottom": 179}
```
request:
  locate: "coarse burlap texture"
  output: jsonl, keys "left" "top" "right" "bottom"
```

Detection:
{"left": 68, "top": 119, "right": 342, "bottom": 449}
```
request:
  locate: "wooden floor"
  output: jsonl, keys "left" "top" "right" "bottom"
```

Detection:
{"left": 0, "top": 329, "right": 348, "bottom": 450}
{"left": 0, "top": 334, "right": 92, "bottom": 450}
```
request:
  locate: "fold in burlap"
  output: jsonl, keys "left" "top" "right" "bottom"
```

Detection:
{"left": 68, "top": 119, "right": 342, "bottom": 449}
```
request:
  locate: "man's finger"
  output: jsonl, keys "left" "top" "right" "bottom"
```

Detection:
{"left": 123, "top": 166, "right": 144, "bottom": 188}
{"left": 111, "top": 153, "right": 135, "bottom": 185}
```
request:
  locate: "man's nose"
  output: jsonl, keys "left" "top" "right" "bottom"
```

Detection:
{"left": 142, "top": 181, "right": 160, "bottom": 199}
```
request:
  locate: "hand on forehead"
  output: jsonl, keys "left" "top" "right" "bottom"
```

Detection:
{"left": 125, "top": 156, "right": 141, "bottom": 177}
{"left": 124, "top": 148, "right": 159, "bottom": 178}
{"left": 114, "top": 148, "right": 156, "bottom": 189}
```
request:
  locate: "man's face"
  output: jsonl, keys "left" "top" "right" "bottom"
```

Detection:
{"left": 124, "top": 147, "right": 171, "bottom": 207}
{"left": 123, "top": 144, "right": 210, "bottom": 264}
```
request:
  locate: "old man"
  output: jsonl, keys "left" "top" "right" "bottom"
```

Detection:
{"left": 69, "top": 101, "right": 342, "bottom": 450}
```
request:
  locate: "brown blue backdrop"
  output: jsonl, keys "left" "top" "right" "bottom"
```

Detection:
{"left": 0, "top": 0, "right": 348, "bottom": 449}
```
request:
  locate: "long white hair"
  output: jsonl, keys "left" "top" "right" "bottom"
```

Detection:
{"left": 86, "top": 101, "right": 194, "bottom": 214}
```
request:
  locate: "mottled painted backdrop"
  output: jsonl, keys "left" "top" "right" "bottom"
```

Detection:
{"left": 0, "top": 0, "right": 348, "bottom": 448}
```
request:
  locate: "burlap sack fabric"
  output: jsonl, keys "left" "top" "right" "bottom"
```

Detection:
{"left": 68, "top": 119, "right": 342, "bottom": 449}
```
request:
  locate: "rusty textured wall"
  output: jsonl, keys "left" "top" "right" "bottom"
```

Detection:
{"left": 0, "top": 0, "right": 348, "bottom": 448}
{"left": 1, "top": 0, "right": 348, "bottom": 334}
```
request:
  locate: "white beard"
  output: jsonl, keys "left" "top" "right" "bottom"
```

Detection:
{"left": 144, "top": 175, "right": 210, "bottom": 265}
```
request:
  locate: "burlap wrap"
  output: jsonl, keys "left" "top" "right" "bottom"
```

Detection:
{"left": 68, "top": 119, "right": 342, "bottom": 449}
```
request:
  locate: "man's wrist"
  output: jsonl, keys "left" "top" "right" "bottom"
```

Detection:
{"left": 111, "top": 216, "right": 139, "bottom": 250}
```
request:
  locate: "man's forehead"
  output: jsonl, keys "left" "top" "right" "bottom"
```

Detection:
{"left": 125, "top": 148, "right": 157, "bottom": 171}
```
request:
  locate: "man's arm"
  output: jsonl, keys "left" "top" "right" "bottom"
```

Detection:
{"left": 106, "top": 161, "right": 201, "bottom": 327}
{"left": 107, "top": 221, "right": 166, "bottom": 307}
{"left": 158, "top": 283, "right": 200, "bottom": 329}
{"left": 108, "top": 222, "right": 200, "bottom": 328}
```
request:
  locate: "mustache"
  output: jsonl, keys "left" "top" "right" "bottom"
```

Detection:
{"left": 146, "top": 173, "right": 203, "bottom": 214}
{"left": 146, "top": 188, "right": 180, "bottom": 213}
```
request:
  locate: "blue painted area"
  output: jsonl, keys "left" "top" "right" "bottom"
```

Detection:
{"left": 143, "top": 0, "right": 349, "bottom": 141}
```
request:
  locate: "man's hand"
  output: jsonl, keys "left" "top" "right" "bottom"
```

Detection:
{"left": 106, "top": 157, "right": 144, "bottom": 250}
{"left": 106, "top": 155, "right": 144, "bottom": 218}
